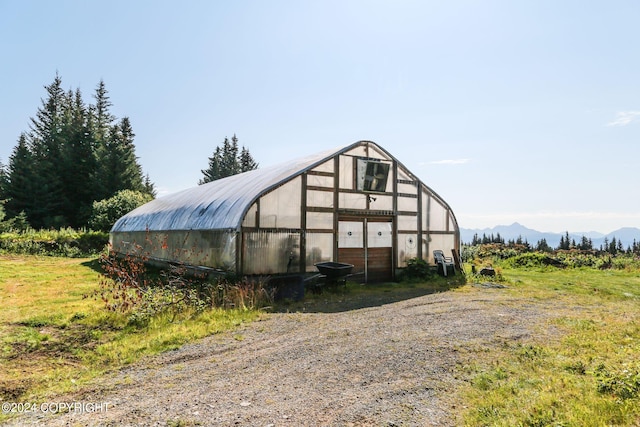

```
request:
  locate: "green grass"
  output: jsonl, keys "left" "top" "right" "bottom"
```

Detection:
{"left": 460, "top": 265, "right": 640, "bottom": 426}
{"left": 5, "top": 253, "right": 639, "bottom": 425}
{"left": 0, "top": 254, "right": 259, "bottom": 418}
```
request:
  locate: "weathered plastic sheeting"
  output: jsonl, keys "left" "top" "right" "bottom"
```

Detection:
{"left": 369, "top": 194, "right": 393, "bottom": 211}
{"left": 397, "top": 182, "right": 418, "bottom": 194}
{"left": 306, "top": 211, "right": 334, "bottom": 229}
{"left": 397, "top": 214, "right": 418, "bottom": 231}
{"left": 305, "top": 232, "right": 333, "bottom": 272}
{"left": 368, "top": 222, "right": 393, "bottom": 248}
{"left": 339, "top": 192, "right": 367, "bottom": 210}
{"left": 257, "top": 177, "right": 301, "bottom": 229}
{"left": 398, "top": 233, "right": 419, "bottom": 267}
{"left": 339, "top": 156, "right": 354, "bottom": 189}
{"left": 242, "top": 231, "right": 301, "bottom": 275}
{"left": 397, "top": 195, "right": 418, "bottom": 212}
{"left": 110, "top": 230, "right": 236, "bottom": 270}
{"left": 425, "top": 233, "right": 457, "bottom": 265}
{"left": 111, "top": 147, "right": 341, "bottom": 233}
{"left": 312, "top": 159, "right": 334, "bottom": 173}
{"left": 307, "top": 174, "right": 334, "bottom": 188}
{"left": 307, "top": 189, "right": 334, "bottom": 208}
{"left": 428, "top": 199, "right": 450, "bottom": 231}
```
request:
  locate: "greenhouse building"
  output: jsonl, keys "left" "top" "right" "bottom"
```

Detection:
{"left": 110, "top": 140, "right": 460, "bottom": 283}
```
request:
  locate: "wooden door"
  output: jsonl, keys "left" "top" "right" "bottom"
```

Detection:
{"left": 338, "top": 218, "right": 393, "bottom": 283}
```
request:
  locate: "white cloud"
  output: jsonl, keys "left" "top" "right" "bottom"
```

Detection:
{"left": 607, "top": 111, "right": 640, "bottom": 127}
{"left": 428, "top": 158, "right": 471, "bottom": 165}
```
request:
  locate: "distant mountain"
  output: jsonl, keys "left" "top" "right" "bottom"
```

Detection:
{"left": 460, "top": 222, "right": 640, "bottom": 249}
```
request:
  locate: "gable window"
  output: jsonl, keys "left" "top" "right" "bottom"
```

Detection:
{"left": 356, "top": 158, "right": 390, "bottom": 193}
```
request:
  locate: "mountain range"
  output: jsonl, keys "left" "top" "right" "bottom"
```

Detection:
{"left": 460, "top": 222, "right": 640, "bottom": 249}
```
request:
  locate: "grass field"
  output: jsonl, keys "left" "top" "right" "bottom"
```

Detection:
{"left": 460, "top": 265, "right": 640, "bottom": 426}
{"left": 0, "top": 254, "right": 258, "bottom": 418}
{"left": 2, "top": 254, "right": 640, "bottom": 425}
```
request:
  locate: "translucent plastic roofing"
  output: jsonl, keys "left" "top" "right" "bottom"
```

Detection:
{"left": 111, "top": 146, "right": 344, "bottom": 233}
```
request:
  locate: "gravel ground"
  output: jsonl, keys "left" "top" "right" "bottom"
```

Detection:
{"left": 7, "top": 285, "right": 555, "bottom": 427}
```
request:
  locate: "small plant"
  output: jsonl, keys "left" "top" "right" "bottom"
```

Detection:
{"left": 88, "top": 247, "right": 206, "bottom": 323}
{"left": 210, "top": 276, "right": 274, "bottom": 310}
{"left": 399, "top": 257, "right": 433, "bottom": 281}
{"left": 594, "top": 363, "right": 640, "bottom": 400}
{"left": 89, "top": 245, "right": 150, "bottom": 314}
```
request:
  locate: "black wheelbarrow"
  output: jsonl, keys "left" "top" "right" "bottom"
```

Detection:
{"left": 306, "top": 262, "right": 355, "bottom": 293}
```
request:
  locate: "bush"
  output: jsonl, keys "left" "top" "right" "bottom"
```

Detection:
{"left": 503, "top": 252, "right": 565, "bottom": 269}
{"left": 0, "top": 228, "right": 108, "bottom": 257}
{"left": 90, "top": 248, "right": 272, "bottom": 325}
{"left": 399, "top": 257, "right": 434, "bottom": 281}
{"left": 88, "top": 190, "right": 153, "bottom": 232}
{"left": 594, "top": 363, "right": 640, "bottom": 400}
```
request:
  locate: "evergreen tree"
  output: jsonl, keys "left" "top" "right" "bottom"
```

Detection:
{"left": 59, "top": 88, "right": 96, "bottom": 227}
{"left": 558, "top": 232, "right": 571, "bottom": 250}
{"left": 536, "top": 238, "right": 552, "bottom": 252}
{"left": 239, "top": 145, "right": 258, "bottom": 172}
{"left": 0, "top": 159, "right": 7, "bottom": 200}
{"left": 200, "top": 135, "right": 258, "bottom": 184}
{"left": 26, "top": 74, "right": 66, "bottom": 227}
{"left": 578, "top": 235, "right": 592, "bottom": 251}
{"left": 143, "top": 174, "right": 157, "bottom": 198}
{"left": 4, "top": 75, "right": 154, "bottom": 228}
{"left": 200, "top": 146, "right": 222, "bottom": 185}
{"left": 96, "top": 117, "right": 145, "bottom": 199}
{"left": 92, "top": 79, "right": 115, "bottom": 144}
{"left": 5, "top": 135, "right": 36, "bottom": 220}
{"left": 220, "top": 135, "right": 239, "bottom": 177}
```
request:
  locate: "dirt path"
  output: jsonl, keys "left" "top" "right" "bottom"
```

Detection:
{"left": 7, "top": 286, "right": 554, "bottom": 426}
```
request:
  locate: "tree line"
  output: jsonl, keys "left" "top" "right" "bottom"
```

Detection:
{"left": 199, "top": 134, "right": 258, "bottom": 184}
{"left": 0, "top": 74, "right": 259, "bottom": 232}
{"left": 0, "top": 74, "right": 153, "bottom": 229}
{"left": 468, "top": 232, "right": 640, "bottom": 256}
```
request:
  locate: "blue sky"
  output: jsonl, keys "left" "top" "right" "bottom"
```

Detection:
{"left": 1, "top": 0, "right": 638, "bottom": 233}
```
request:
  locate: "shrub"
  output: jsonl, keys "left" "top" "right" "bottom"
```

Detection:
{"left": 399, "top": 257, "right": 434, "bottom": 281}
{"left": 88, "top": 190, "right": 153, "bottom": 232}
{"left": 594, "top": 363, "right": 640, "bottom": 400}
{"left": 503, "top": 252, "right": 565, "bottom": 269}
{"left": 89, "top": 248, "right": 272, "bottom": 325}
{"left": 0, "top": 228, "right": 108, "bottom": 257}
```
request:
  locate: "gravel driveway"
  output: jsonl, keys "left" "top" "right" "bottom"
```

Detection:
{"left": 7, "top": 286, "right": 552, "bottom": 426}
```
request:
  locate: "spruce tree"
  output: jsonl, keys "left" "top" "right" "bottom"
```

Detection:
{"left": 96, "top": 117, "right": 145, "bottom": 199}
{"left": 59, "top": 88, "right": 96, "bottom": 227}
{"left": 5, "top": 134, "right": 36, "bottom": 220}
{"left": 239, "top": 145, "right": 258, "bottom": 172}
{"left": 200, "top": 146, "right": 222, "bottom": 185}
{"left": 0, "top": 159, "right": 7, "bottom": 201}
{"left": 25, "top": 75, "right": 67, "bottom": 227}
{"left": 221, "top": 136, "right": 239, "bottom": 177}
{"left": 200, "top": 135, "right": 258, "bottom": 184}
{"left": 4, "top": 74, "right": 155, "bottom": 228}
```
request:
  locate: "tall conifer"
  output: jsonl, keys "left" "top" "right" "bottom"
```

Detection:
{"left": 200, "top": 135, "right": 258, "bottom": 184}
